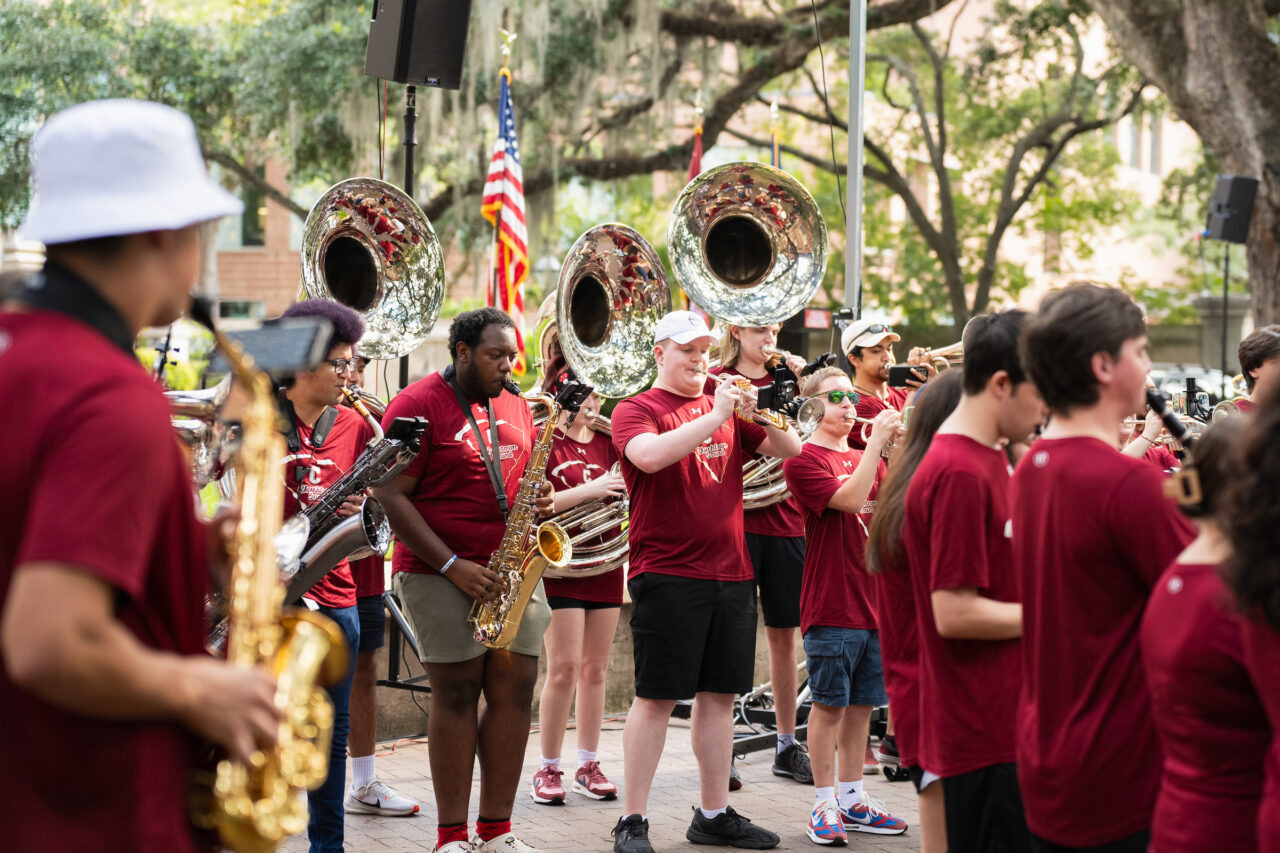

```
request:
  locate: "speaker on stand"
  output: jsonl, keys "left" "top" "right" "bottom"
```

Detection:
{"left": 363, "top": 0, "right": 474, "bottom": 388}
{"left": 1203, "top": 175, "right": 1258, "bottom": 402}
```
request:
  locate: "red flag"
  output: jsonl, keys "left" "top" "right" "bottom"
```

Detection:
{"left": 687, "top": 129, "right": 703, "bottom": 183}
{"left": 481, "top": 69, "right": 529, "bottom": 375}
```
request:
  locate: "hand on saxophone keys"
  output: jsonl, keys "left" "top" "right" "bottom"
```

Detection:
{"left": 446, "top": 556, "right": 502, "bottom": 603}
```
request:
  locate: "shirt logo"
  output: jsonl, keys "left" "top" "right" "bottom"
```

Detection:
{"left": 688, "top": 406, "right": 703, "bottom": 416}
{"left": 1032, "top": 450, "right": 1050, "bottom": 468}
{"left": 1167, "top": 575, "right": 1183, "bottom": 594}
{"left": 1004, "top": 519, "right": 1013, "bottom": 538}
{"left": 0, "top": 330, "right": 10, "bottom": 357}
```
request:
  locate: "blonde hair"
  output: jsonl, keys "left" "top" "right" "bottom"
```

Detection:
{"left": 717, "top": 324, "right": 783, "bottom": 370}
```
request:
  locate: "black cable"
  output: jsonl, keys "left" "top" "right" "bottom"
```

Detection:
{"left": 810, "top": 0, "right": 847, "bottom": 228}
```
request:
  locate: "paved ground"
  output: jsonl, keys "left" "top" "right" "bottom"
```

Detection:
{"left": 282, "top": 719, "right": 922, "bottom": 852}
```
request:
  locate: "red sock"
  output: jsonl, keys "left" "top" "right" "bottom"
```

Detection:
{"left": 476, "top": 817, "right": 511, "bottom": 842}
{"left": 437, "top": 822, "right": 469, "bottom": 848}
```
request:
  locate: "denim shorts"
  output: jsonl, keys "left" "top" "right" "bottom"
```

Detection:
{"left": 803, "top": 626, "right": 887, "bottom": 708}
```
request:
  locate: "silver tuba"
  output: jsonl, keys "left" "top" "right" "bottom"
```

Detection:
{"left": 667, "top": 162, "right": 827, "bottom": 327}
{"left": 540, "top": 223, "right": 671, "bottom": 578}
{"left": 669, "top": 162, "right": 829, "bottom": 508}
{"left": 300, "top": 177, "right": 445, "bottom": 360}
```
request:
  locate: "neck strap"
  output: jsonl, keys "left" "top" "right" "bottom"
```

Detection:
{"left": 444, "top": 365, "right": 509, "bottom": 519}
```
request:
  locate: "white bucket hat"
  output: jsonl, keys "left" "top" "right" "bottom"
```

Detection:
{"left": 20, "top": 99, "right": 243, "bottom": 245}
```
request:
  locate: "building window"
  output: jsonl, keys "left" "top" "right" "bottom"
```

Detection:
{"left": 1149, "top": 114, "right": 1163, "bottom": 175}
{"left": 241, "top": 166, "right": 266, "bottom": 247}
{"left": 219, "top": 300, "right": 265, "bottom": 320}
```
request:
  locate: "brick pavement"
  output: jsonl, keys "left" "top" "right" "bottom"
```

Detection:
{"left": 281, "top": 720, "right": 922, "bottom": 853}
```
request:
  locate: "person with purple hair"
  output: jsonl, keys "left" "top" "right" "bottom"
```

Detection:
{"left": 277, "top": 298, "right": 378, "bottom": 853}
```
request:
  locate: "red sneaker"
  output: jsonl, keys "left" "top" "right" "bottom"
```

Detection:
{"left": 572, "top": 761, "right": 618, "bottom": 800}
{"left": 530, "top": 765, "right": 566, "bottom": 805}
{"left": 863, "top": 742, "right": 881, "bottom": 775}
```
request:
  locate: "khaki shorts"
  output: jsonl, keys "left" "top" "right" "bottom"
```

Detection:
{"left": 392, "top": 570, "right": 551, "bottom": 662}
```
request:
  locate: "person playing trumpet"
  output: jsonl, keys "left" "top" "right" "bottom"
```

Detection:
{"left": 781, "top": 367, "right": 908, "bottom": 845}
{"left": 531, "top": 367, "right": 627, "bottom": 806}
{"left": 709, "top": 323, "right": 812, "bottom": 787}
{"left": 841, "top": 319, "right": 926, "bottom": 453}
{"left": 609, "top": 310, "right": 799, "bottom": 853}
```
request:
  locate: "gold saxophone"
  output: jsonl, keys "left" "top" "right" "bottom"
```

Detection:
{"left": 193, "top": 313, "right": 349, "bottom": 852}
{"left": 469, "top": 389, "right": 573, "bottom": 649}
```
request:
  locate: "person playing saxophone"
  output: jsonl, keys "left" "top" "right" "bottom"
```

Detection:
{"left": 373, "top": 307, "right": 554, "bottom": 853}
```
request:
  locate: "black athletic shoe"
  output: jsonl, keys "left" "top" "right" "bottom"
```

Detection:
{"left": 729, "top": 758, "right": 743, "bottom": 792}
{"left": 771, "top": 742, "right": 814, "bottom": 784}
{"left": 686, "top": 806, "right": 780, "bottom": 849}
{"left": 612, "top": 814, "right": 655, "bottom": 853}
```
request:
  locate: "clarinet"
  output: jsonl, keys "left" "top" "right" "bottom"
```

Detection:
{"left": 300, "top": 414, "right": 428, "bottom": 550}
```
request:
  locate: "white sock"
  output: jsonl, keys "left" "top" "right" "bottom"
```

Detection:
{"left": 540, "top": 755, "right": 560, "bottom": 770}
{"left": 700, "top": 806, "right": 728, "bottom": 819}
{"left": 350, "top": 754, "right": 376, "bottom": 790}
{"left": 577, "top": 749, "right": 598, "bottom": 766}
{"left": 814, "top": 786, "right": 836, "bottom": 808}
{"left": 776, "top": 733, "right": 796, "bottom": 753}
{"left": 837, "top": 779, "right": 864, "bottom": 810}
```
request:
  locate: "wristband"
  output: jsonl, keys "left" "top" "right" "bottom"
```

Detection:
{"left": 1138, "top": 434, "right": 1155, "bottom": 445}
{"left": 440, "top": 553, "right": 459, "bottom": 575}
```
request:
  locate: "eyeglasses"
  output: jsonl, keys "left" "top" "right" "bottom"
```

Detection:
{"left": 859, "top": 324, "right": 892, "bottom": 335}
{"left": 324, "top": 358, "right": 358, "bottom": 374}
{"left": 822, "top": 390, "right": 860, "bottom": 404}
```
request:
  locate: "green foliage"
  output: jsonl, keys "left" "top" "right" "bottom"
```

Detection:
{"left": 135, "top": 347, "right": 202, "bottom": 390}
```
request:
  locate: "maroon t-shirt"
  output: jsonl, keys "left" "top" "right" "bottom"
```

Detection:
{"left": 1143, "top": 443, "right": 1180, "bottom": 473}
{"left": 351, "top": 554, "right": 385, "bottom": 598}
{"left": 1242, "top": 617, "right": 1280, "bottom": 853}
{"left": 282, "top": 405, "right": 375, "bottom": 608}
{"left": 543, "top": 429, "right": 624, "bottom": 604}
{"left": 1011, "top": 436, "right": 1195, "bottom": 847}
{"left": 709, "top": 366, "right": 804, "bottom": 538}
{"left": 875, "top": 555, "right": 924, "bottom": 769}
{"left": 901, "top": 433, "right": 1021, "bottom": 778}
{"left": 1235, "top": 397, "right": 1257, "bottom": 415}
{"left": 848, "top": 386, "right": 909, "bottom": 451}
{"left": 0, "top": 311, "right": 212, "bottom": 853}
{"left": 611, "top": 387, "right": 765, "bottom": 581}
{"left": 384, "top": 370, "right": 535, "bottom": 573}
{"left": 782, "top": 444, "right": 882, "bottom": 634}
{"left": 1141, "top": 561, "right": 1267, "bottom": 853}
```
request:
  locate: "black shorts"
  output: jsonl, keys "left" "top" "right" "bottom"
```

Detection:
{"left": 941, "top": 762, "right": 1032, "bottom": 853}
{"left": 547, "top": 596, "right": 620, "bottom": 611}
{"left": 1030, "top": 830, "right": 1150, "bottom": 853}
{"left": 628, "top": 573, "right": 756, "bottom": 700}
{"left": 356, "top": 594, "right": 386, "bottom": 654}
{"left": 744, "top": 532, "right": 804, "bottom": 628}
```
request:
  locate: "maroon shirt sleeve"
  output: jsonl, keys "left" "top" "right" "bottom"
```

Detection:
{"left": 383, "top": 383, "right": 432, "bottom": 481}
{"left": 611, "top": 397, "right": 657, "bottom": 462}
{"left": 1105, "top": 467, "right": 1196, "bottom": 586}
{"left": 928, "top": 469, "right": 993, "bottom": 591}
{"left": 18, "top": 388, "right": 180, "bottom": 601}
{"left": 738, "top": 418, "right": 767, "bottom": 457}
{"left": 783, "top": 449, "right": 840, "bottom": 517}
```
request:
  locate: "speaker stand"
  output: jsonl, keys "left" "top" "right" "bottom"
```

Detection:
{"left": 1221, "top": 247, "right": 1229, "bottom": 402}
{"left": 398, "top": 84, "right": 418, "bottom": 392}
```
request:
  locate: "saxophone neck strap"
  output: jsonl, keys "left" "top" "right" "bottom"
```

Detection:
{"left": 444, "top": 365, "right": 509, "bottom": 520}
{"left": 278, "top": 395, "right": 339, "bottom": 453}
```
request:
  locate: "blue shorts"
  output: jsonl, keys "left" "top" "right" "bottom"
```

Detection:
{"left": 356, "top": 594, "right": 386, "bottom": 654}
{"left": 803, "top": 626, "right": 887, "bottom": 708}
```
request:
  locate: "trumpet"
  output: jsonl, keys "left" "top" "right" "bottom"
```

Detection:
{"left": 914, "top": 341, "right": 963, "bottom": 372}
{"left": 842, "top": 408, "right": 906, "bottom": 457}
{"left": 698, "top": 367, "right": 789, "bottom": 430}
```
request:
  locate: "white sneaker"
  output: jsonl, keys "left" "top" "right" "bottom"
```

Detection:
{"left": 345, "top": 778, "right": 420, "bottom": 816}
{"left": 435, "top": 843, "right": 473, "bottom": 853}
{"left": 471, "top": 832, "right": 539, "bottom": 852}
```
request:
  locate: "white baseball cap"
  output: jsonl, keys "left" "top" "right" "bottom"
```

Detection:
{"left": 841, "top": 318, "right": 901, "bottom": 354}
{"left": 654, "top": 309, "right": 715, "bottom": 345}
{"left": 20, "top": 99, "right": 243, "bottom": 245}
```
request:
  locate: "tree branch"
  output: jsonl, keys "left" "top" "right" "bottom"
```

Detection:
{"left": 658, "top": 0, "right": 958, "bottom": 46}
{"left": 204, "top": 149, "right": 308, "bottom": 219}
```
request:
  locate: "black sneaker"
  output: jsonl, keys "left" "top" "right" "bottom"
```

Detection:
{"left": 612, "top": 814, "right": 655, "bottom": 853}
{"left": 686, "top": 806, "right": 780, "bottom": 849}
{"left": 770, "top": 741, "right": 814, "bottom": 784}
{"left": 729, "top": 758, "right": 743, "bottom": 792}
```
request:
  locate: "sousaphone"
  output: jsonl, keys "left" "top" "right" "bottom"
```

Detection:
{"left": 668, "top": 162, "right": 827, "bottom": 327}
{"left": 300, "top": 177, "right": 445, "bottom": 359}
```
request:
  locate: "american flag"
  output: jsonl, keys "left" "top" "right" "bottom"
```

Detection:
{"left": 481, "top": 68, "right": 529, "bottom": 375}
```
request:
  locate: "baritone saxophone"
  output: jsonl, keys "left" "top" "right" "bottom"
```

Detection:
{"left": 469, "top": 383, "right": 590, "bottom": 649}
{"left": 189, "top": 302, "right": 349, "bottom": 853}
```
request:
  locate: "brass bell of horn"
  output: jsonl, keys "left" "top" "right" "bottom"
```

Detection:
{"left": 668, "top": 162, "right": 827, "bottom": 327}
{"left": 556, "top": 223, "right": 672, "bottom": 398}
{"left": 300, "top": 177, "right": 445, "bottom": 360}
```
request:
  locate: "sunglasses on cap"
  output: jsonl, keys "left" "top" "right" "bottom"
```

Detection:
{"left": 821, "top": 390, "right": 860, "bottom": 404}
{"left": 860, "top": 324, "right": 893, "bottom": 335}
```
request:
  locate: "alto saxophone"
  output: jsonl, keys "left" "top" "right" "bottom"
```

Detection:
{"left": 192, "top": 308, "right": 349, "bottom": 852}
{"left": 468, "top": 387, "right": 576, "bottom": 649}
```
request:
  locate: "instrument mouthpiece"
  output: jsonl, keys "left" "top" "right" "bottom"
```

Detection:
{"left": 503, "top": 379, "right": 521, "bottom": 395}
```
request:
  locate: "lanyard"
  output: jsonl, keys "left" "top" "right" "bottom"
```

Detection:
{"left": 444, "top": 366, "right": 509, "bottom": 519}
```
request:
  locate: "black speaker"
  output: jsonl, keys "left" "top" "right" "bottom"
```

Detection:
{"left": 364, "top": 0, "right": 472, "bottom": 90}
{"left": 1204, "top": 174, "right": 1259, "bottom": 244}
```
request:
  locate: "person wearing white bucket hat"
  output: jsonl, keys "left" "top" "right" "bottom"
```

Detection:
{"left": 0, "top": 100, "right": 279, "bottom": 853}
